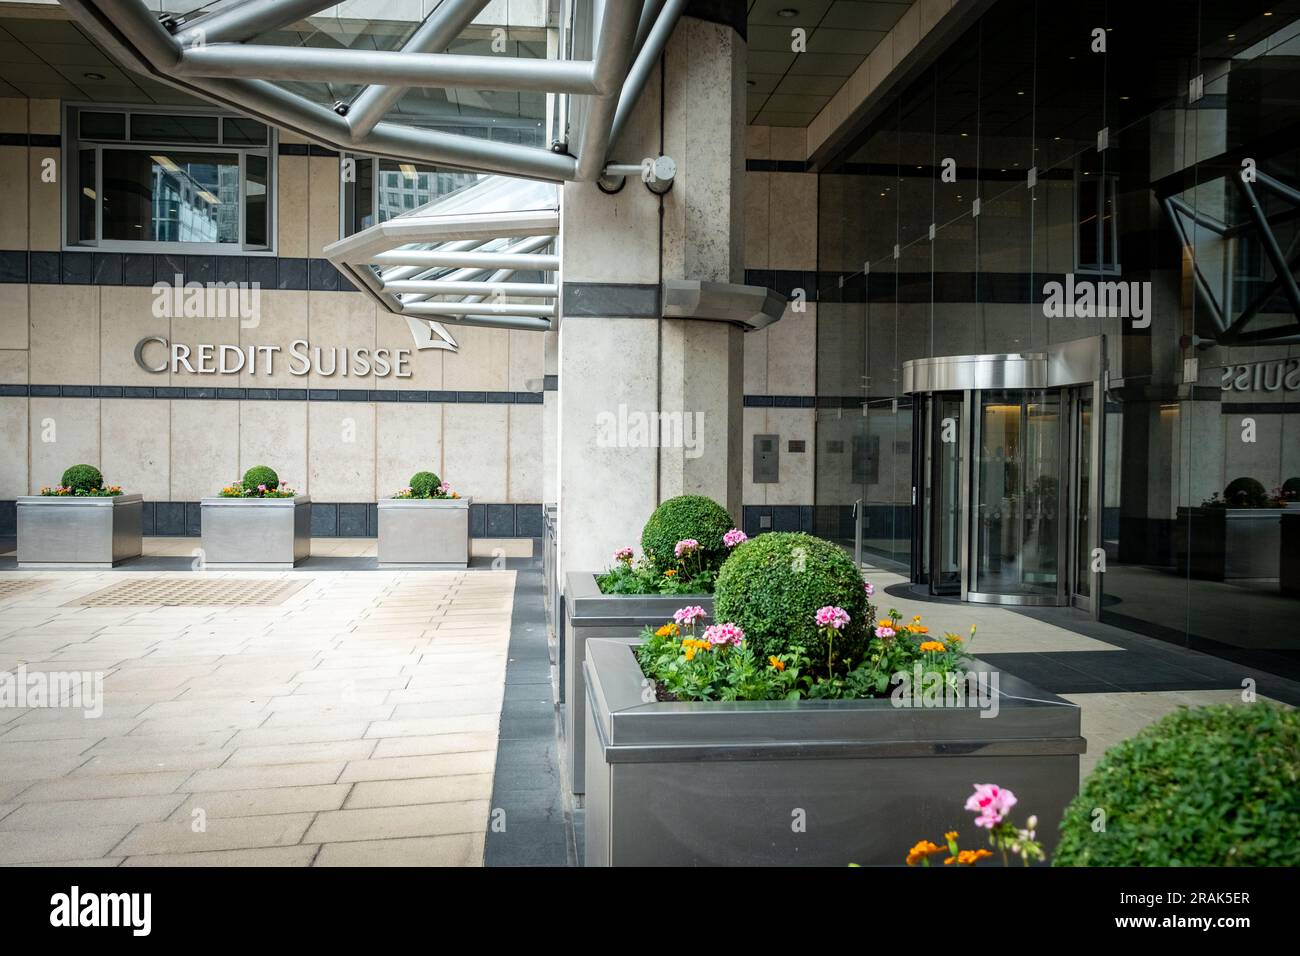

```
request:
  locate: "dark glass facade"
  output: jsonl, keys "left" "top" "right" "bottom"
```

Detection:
{"left": 815, "top": 0, "right": 1300, "bottom": 677}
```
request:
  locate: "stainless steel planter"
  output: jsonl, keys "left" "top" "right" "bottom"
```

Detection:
{"left": 200, "top": 496, "right": 311, "bottom": 568}
{"left": 377, "top": 496, "right": 472, "bottom": 568}
{"left": 17, "top": 494, "right": 143, "bottom": 568}
{"left": 584, "top": 638, "right": 1085, "bottom": 867}
{"left": 563, "top": 572, "right": 715, "bottom": 795}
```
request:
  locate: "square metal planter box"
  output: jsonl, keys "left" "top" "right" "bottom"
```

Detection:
{"left": 17, "top": 494, "right": 143, "bottom": 568}
{"left": 200, "top": 496, "right": 311, "bottom": 569}
{"left": 1175, "top": 506, "right": 1291, "bottom": 580}
{"left": 563, "top": 571, "right": 715, "bottom": 795}
{"left": 377, "top": 496, "right": 472, "bottom": 568}
{"left": 583, "top": 638, "right": 1085, "bottom": 867}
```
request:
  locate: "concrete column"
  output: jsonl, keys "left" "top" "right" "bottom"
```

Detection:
{"left": 557, "top": 8, "right": 748, "bottom": 576}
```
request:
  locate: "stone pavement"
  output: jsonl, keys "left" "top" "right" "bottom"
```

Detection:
{"left": 0, "top": 565, "right": 515, "bottom": 866}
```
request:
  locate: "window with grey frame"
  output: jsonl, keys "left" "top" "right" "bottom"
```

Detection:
{"left": 340, "top": 155, "right": 482, "bottom": 237}
{"left": 64, "top": 106, "right": 275, "bottom": 253}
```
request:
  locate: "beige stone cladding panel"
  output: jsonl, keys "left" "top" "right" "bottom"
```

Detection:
{"left": 308, "top": 402, "right": 376, "bottom": 501}
{"left": 29, "top": 397, "right": 99, "bottom": 493}
{"left": 375, "top": 401, "right": 442, "bottom": 498}
{"left": 30, "top": 285, "right": 99, "bottom": 385}
{"left": 0, "top": 397, "right": 28, "bottom": 498}
{"left": 239, "top": 400, "right": 308, "bottom": 495}
{"left": 101, "top": 399, "right": 170, "bottom": 499}
{"left": 442, "top": 403, "right": 508, "bottom": 502}
{"left": 170, "top": 400, "right": 239, "bottom": 500}
{"left": 101, "top": 286, "right": 166, "bottom": 387}
{"left": 507, "top": 402, "right": 542, "bottom": 503}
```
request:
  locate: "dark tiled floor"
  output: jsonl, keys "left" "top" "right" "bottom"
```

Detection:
{"left": 484, "top": 559, "right": 575, "bottom": 867}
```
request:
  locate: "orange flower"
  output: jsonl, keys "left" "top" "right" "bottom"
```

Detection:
{"left": 684, "top": 647, "right": 696, "bottom": 661}
{"left": 905, "top": 840, "right": 946, "bottom": 866}
{"left": 877, "top": 619, "right": 895, "bottom": 630}
{"left": 656, "top": 623, "right": 680, "bottom": 638}
{"left": 664, "top": 569, "right": 678, "bottom": 577}
{"left": 919, "top": 641, "right": 946, "bottom": 653}
{"left": 944, "top": 849, "right": 993, "bottom": 866}
{"left": 768, "top": 656, "right": 785, "bottom": 671}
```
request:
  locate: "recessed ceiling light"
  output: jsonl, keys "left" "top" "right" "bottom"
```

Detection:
{"left": 83, "top": 72, "right": 105, "bottom": 80}
{"left": 777, "top": 8, "right": 799, "bottom": 17}
{"left": 1264, "top": 10, "right": 1273, "bottom": 15}
{"left": 1120, "top": 95, "right": 1130, "bottom": 100}
{"left": 1228, "top": 33, "right": 1236, "bottom": 39}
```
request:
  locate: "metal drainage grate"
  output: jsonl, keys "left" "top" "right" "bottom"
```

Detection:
{"left": 65, "top": 577, "right": 310, "bottom": 608}
{"left": 0, "top": 578, "right": 48, "bottom": 600}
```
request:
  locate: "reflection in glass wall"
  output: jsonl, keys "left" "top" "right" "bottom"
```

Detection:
{"left": 815, "top": 0, "right": 1300, "bottom": 677}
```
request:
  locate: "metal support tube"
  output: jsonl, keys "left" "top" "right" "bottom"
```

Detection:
{"left": 177, "top": 44, "right": 600, "bottom": 95}
{"left": 383, "top": 279, "right": 557, "bottom": 297}
{"left": 420, "top": 313, "right": 553, "bottom": 332}
{"left": 403, "top": 301, "right": 556, "bottom": 318}
{"left": 372, "top": 250, "right": 560, "bottom": 270}
{"left": 175, "top": 0, "right": 334, "bottom": 46}
{"left": 348, "top": 0, "right": 490, "bottom": 141}
{"left": 573, "top": 0, "right": 642, "bottom": 180}
{"left": 609, "top": 0, "right": 686, "bottom": 151}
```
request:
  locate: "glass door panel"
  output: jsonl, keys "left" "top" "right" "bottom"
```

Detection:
{"left": 1073, "top": 394, "right": 1094, "bottom": 599}
{"left": 974, "top": 389, "right": 1062, "bottom": 598}
{"left": 931, "top": 394, "right": 963, "bottom": 593}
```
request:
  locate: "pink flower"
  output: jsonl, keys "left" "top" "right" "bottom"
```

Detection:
{"left": 257, "top": 484, "right": 267, "bottom": 492}
{"left": 965, "top": 784, "right": 1018, "bottom": 828}
{"left": 674, "top": 538, "right": 700, "bottom": 557}
{"left": 863, "top": 581, "right": 875, "bottom": 597}
{"left": 614, "top": 546, "right": 634, "bottom": 563}
{"left": 702, "top": 622, "right": 745, "bottom": 647}
{"left": 723, "top": 528, "right": 748, "bottom": 548}
{"left": 673, "top": 605, "right": 707, "bottom": 626}
{"left": 875, "top": 625, "right": 896, "bottom": 639}
{"left": 437, "top": 481, "right": 452, "bottom": 494}
{"left": 815, "top": 605, "right": 850, "bottom": 630}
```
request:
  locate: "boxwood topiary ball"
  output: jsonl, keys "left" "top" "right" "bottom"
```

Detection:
{"left": 61, "top": 464, "right": 103, "bottom": 493}
{"left": 242, "top": 465, "right": 279, "bottom": 494}
{"left": 409, "top": 471, "right": 441, "bottom": 498}
{"left": 1053, "top": 702, "right": 1300, "bottom": 866}
{"left": 1281, "top": 476, "right": 1300, "bottom": 498}
{"left": 714, "top": 531, "right": 871, "bottom": 664}
{"left": 640, "top": 494, "right": 734, "bottom": 574}
{"left": 1224, "top": 476, "right": 1268, "bottom": 506}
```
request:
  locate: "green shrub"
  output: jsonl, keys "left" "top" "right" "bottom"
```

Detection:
{"left": 409, "top": 471, "right": 441, "bottom": 498}
{"left": 1223, "top": 476, "right": 1268, "bottom": 507}
{"left": 714, "top": 532, "right": 870, "bottom": 663}
{"left": 241, "top": 465, "right": 279, "bottom": 494}
{"left": 1282, "top": 476, "right": 1300, "bottom": 499}
{"left": 61, "top": 464, "right": 103, "bottom": 493}
{"left": 640, "top": 495, "right": 733, "bottom": 573}
{"left": 1053, "top": 702, "right": 1300, "bottom": 867}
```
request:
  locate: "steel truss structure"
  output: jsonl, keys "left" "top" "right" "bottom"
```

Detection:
{"left": 58, "top": 0, "right": 690, "bottom": 334}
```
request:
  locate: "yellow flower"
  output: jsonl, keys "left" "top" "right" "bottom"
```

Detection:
{"left": 656, "top": 623, "right": 680, "bottom": 638}
{"left": 912, "top": 615, "right": 922, "bottom": 623}
{"left": 913, "top": 625, "right": 929, "bottom": 634}
{"left": 905, "top": 840, "right": 945, "bottom": 866}
{"left": 664, "top": 569, "right": 678, "bottom": 577}
{"left": 944, "top": 831, "right": 958, "bottom": 842}
{"left": 684, "top": 647, "right": 697, "bottom": 661}
{"left": 877, "top": 619, "right": 895, "bottom": 630}
{"left": 919, "top": 641, "right": 946, "bottom": 653}
{"left": 769, "top": 656, "right": 785, "bottom": 671}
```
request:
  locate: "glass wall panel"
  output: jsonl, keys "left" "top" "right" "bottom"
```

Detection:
{"left": 813, "top": 0, "right": 1300, "bottom": 677}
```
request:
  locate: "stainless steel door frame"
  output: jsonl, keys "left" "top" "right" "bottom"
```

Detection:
{"left": 1066, "top": 381, "right": 1105, "bottom": 618}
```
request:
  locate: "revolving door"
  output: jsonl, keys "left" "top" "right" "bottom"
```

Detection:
{"left": 905, "top": 337, "right": 1105, "bottom": 613}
